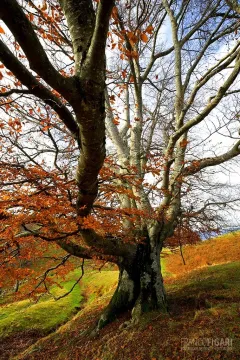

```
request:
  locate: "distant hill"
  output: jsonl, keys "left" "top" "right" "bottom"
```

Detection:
{"left": 221, "top": 226, "right": 240, "bottom": 234}
{"left": 200, "top": 226, "right": 240, "bottom": 240}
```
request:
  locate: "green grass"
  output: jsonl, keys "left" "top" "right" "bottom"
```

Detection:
{"left": 0, "top": 268, "right": 118, "bottom": 339}
{"left": 166, "top": 261, "right": 240, "bottom": 310}
{"left": 168, "top": 261, "right": 240, "bottom": 290}
{"left": 0, "top": 276, "right": 83, "bottom": 338}
{"left": 160, "top": 254, "right": 172, "bottom": 277}
{"left": 81, "top": 270, "right": 118, "bottom": 303}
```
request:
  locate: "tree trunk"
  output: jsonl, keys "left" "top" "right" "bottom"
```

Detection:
{"left": 97, "top": 242, "right": 167, "bottom": 330}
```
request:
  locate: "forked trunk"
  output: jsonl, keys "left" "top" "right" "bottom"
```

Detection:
{"left": 97, "top": 242, "right": 167, "bottom": 330}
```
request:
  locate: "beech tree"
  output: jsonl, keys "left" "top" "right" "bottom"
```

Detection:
{"left": 1, "top": 0, "right": 240, "bottom": 330}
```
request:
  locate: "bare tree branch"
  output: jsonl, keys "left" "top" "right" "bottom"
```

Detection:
{"left": 0, "top": 0, "right": 75, "bottom": 101}
{"left": 0, "top": 39, "right": 79, "bottom": 140}
{"left": 184, "top": 140, "right": 240, "bottom": 175}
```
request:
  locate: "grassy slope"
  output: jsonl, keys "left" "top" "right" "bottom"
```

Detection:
{"left": 1, "top": 232, "right": 240, "bottom": 360}
{"left": 0, "top": 278, "right": 83, "bottom": 338}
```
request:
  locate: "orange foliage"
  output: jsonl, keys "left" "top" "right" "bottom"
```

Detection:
{"left": 165, "top": 225, "right": 201, "bottom": 248}
{"left": 165, "top": 232, "right": 240, "bottom": 277}
{"left": 0, "top": 150, "right": 165, "bottom": 297}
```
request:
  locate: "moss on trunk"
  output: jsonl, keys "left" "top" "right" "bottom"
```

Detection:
{"left": 97, "top": 242, "right": 167, "bottom": 330}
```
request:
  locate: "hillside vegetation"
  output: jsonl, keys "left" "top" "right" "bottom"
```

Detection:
{"left": 164, "top": 231, "right": 240, "bottom": 276}
{"left": 0, "top": 232, "right": 240, "bottom": 360}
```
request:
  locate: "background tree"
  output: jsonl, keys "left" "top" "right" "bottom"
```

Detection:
{"left": 0, "top": 0, "right": 240, "bottom": 330}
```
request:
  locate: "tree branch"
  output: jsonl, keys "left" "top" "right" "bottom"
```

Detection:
{"left": 0, "top": 89, "right": 31, "bottom": 97}
{"left": 225, "top": 0, "right": 240, "bottom": 14}
{"left": 171, "top": 50, "right": 240, "bottom": 144}
{"left": 0, "top": 40, "right": 79, "bottom": 140}
{"left": 16, "top": 223, "right": 137, "bottom": 262}
{"left": 0, "top": 0, "right": 75, "bottom": 101}
{"left": 184, "top": 139, "right": 240, "bottom": 175}
{"left": 82, "top": 0, "right": 115, "bottom": 79}
{"left": 105, "top": 89, "right": 129, "bottom": 159}
{"left": 71, "top": 1, "right": 114, "bottom": 216}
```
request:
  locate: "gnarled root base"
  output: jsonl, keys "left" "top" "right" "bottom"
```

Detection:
{"left": 95, "top": 243, "right": 167, "bottom": 333}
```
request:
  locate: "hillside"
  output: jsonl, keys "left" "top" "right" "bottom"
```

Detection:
{"left": 0, "top": 232, "right": 240, "bottom": 360}
{"left": 164, "top": 230, "right": 240, "bottom": 276}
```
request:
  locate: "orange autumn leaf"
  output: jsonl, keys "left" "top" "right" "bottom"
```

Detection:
{"left": 145, "top": 24, "right": 154, "bottom": 34}
{"left": 180, "top": 139, "right": 189, "bottom": 147}
{"left": 122, "top": 69, "right": 127, "bottom": 79}
{"left": 129, "top": 75, "right": 135, "bottom": 82}
{"left": 130, "top": 50, "right": 138, "bottom": 59}
{"left": 42, "top": 1, "right": 47, "bottom": 11}
{"left": 29, "top": 13, "right": 34, "bottom": 22}
{"left": 112, "top": 6, "right": 118, "bottom": 19}
{"left": 109, "top": 95, "right": 115, "bottom": 102}
{"left": 140, "top": 33, "right": 148, "bottom": 43}
{"left": 113, "top": 117, "right": 120, "bottom": 125}
{"left": 0, "top": 26, "right": 5, "bottom": 34}
{"left": 127, "top": 31, "right": 138, "bottom": 45}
